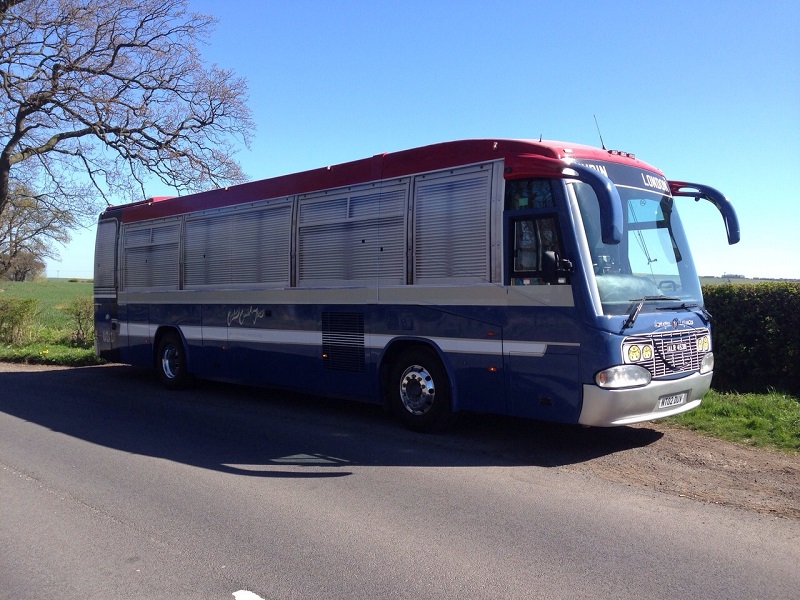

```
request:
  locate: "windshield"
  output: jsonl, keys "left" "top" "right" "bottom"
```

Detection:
{"left": 570, "top": 168, "right": 703, "bottom": 317}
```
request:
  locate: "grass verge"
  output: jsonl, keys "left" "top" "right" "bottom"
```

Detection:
{"left": 666, "top": 390, "right": 800, "bottom": 452}
{"left": 0, "top": 341, "right": 100, "bottom": 366}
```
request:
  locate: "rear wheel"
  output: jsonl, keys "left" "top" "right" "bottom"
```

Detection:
{"left": 389, "top": 347, "right": 454, "bottom": 432}
{"left": 156, "top": 331, "right": 190, "bottom": 389}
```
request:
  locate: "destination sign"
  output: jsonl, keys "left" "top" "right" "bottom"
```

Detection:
{"left": 572, "top": 160, "right": 671, "bottom": 195}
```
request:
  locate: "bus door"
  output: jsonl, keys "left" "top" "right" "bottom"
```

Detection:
{"left": 503, "top": 179, "right": 582, "bottom": 422}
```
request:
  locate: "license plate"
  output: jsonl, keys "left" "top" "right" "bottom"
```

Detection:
{"left": 658, "top": 392, "right": 688, "bottom": 409}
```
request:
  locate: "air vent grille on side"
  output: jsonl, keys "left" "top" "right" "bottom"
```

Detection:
{"left": 322, "top": 312, "right": 365, "bottom": 371}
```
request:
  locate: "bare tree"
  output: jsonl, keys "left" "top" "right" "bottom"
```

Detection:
{"left": 0, "top": 0, "right": 253, "bottom": 224}
{"left": 0, "top": 1, "right": 25, "bottom": 16}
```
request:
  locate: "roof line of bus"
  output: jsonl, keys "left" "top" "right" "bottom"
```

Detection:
{"left": 105, "top": 138, "right": 661, "bottom": 223}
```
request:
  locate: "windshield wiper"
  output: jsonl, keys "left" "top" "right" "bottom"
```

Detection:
{"left": 658, "top": 302, "right": 712, "bottom": 323}
{"left": 621, "top": 296, "right": 680, "bottom": 332}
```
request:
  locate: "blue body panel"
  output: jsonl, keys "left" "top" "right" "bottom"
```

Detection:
{"left": 113, "top": 300, "right": 586, "bottom": 423}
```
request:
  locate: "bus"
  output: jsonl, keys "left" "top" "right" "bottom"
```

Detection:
{"left": 93, "top": 139, "right": 739, "bottom": 431}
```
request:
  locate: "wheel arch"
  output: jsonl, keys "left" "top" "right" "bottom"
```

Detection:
{"left": 378, "top": 337, "right": 458, "bottom": 412}
{"left": 152, "top": 325, "right": 192, "bottom": 374}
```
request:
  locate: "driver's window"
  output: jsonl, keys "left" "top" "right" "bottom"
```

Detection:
{"left": 511, "top": 216, "right": 563, "bottom": 284}
{"left": 505, "top": 178, "right": 564, "bottom": 285}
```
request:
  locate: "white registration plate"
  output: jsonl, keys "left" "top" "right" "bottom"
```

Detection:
{"left": 658, "top": 392, "right": 688, "bottom": 409}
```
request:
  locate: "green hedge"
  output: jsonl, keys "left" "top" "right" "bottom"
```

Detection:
{"left": 704, "top": 282, "right": 800, "bottom": 395}
{"left": 0, "top": 297, "right": 37, "bottom": 344}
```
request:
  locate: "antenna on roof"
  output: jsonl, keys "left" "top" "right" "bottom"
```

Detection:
{"left": 539, "top": 134, "right": 542, "bottom": 142}
{"left": 593, "top": 115, "right": 606, "bottom": 150}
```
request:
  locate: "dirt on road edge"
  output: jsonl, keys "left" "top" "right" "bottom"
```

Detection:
{"left": 566, "top": 422, "right": 799, "bottom": 520}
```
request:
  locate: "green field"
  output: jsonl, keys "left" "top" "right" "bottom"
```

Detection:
{"left": 699, "top": 276, "right": 800, "bottom": 286}
{"left": 0, "top": 279, "right": 97, "bottom": 365}
{"left": 1, "top": 279, "right": 93, "bottom": 328}
{"left": 0, "top": 279, "right": 797, "bottom": 451}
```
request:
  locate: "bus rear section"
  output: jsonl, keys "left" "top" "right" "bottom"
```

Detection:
{"left": 93, "top": 218, "right": 120, "bottom": 363}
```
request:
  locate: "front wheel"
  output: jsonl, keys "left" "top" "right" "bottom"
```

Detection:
{"left": 388, "top": 347, "right": 454, "bottom": 432}
{"left": 156, "top": 331, "right": 190, "bottom": 389}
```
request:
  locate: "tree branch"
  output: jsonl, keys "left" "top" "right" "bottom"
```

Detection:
{"left": 1, "top": 0, "right": 253, "bottom": 222}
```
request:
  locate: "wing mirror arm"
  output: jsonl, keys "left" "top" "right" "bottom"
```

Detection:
{"left": 563, "top": 164, "right": 623, "bottom": 245}
{"left": 669, "top": 181, "right": 740, "bottom": 245}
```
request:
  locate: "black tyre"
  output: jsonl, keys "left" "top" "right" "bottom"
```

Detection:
{"left": 389, "top": 347, "right": 454, "bottom": 432}
{"left": 156, "top": 331, "right": 190, "bottom": 389}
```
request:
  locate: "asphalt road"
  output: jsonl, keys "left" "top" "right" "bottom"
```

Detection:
{"left": 1, "top": 362, "right": 798, "bottom": 600}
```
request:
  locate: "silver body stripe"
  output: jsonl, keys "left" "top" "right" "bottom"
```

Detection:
{"left": 121, "top": 322, "right": 158, "bottom": 338}
{"left": 120, "top": 322, "right": 576, "bottom": 357}
{"left": 116, "top": 283, "right": 575, "bottom": 308}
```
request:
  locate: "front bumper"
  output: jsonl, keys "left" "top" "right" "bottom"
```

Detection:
{"left": 578, "top": 371, "right": 712, "bottom": 426}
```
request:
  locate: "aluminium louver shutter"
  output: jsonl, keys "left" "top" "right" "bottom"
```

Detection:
{"left": 122, "top": 221, "right": 180, "bottom": 290}
{"left": 94, "top": 220, "right": 118, "bottom": 290}
{"left": 413, "top": 168, "right": 492, "bottom": 283}
{"left": 184, "top": 202, "right": 292, "bottom": 288}
{"left": 297, "top": 183, "right": 408, "bottom": 286}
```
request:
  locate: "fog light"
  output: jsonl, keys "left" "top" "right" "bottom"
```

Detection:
{"left": 595, "top": 364, "right": 651, "bottom": 389}
{"left": 700, "top": 352, "right": 714, "bottom": 374}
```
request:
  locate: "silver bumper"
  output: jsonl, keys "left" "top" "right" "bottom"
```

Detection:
{"left": 578, "top": 371, "right": 712, "bottom": 427}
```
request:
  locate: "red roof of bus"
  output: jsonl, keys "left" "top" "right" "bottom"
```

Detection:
{"left": 109, "top": 139, "right": 662, "bottom": 223}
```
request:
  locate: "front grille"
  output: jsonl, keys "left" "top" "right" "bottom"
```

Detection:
{"left": 625, "top": 327, "right": 709, "bottom": 378}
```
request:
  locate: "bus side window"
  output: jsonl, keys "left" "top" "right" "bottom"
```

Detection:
{"left": 511, "top": 216, "right": 564, "bottom": 285}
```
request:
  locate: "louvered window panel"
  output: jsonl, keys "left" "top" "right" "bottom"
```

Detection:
{"left": 349, "top": 190, "right": 405, "bottom": 218}
{"left": 233, "top": 206, "right": 292, "bottom": 285}
{"left": 299, "top": 217, "right": 405, "bottom": 283}
{"left": 124, "top": 228, "right": 152, "bottom": 247}
{"left": 299, "top": 197, "right": 347, "bottom": 223}
{"left": 298, "top": 183, "right": 408, "bottom": 286}
{"left": 414, "top": 169, "right": 491, "bottom": 283}
{"left": 94, "top": 220, "right": 117, "bottom": 290}
{"left": 184, "top": 203, "right": 292, "bottom": 288}
{"left": 123, "top": 221, "right": 180, "bottom": 290}
{"left": 185, "top": 218, "right": 214, "bottom": 286}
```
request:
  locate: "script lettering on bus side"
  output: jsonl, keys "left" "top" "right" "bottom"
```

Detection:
{"left": 227, "top": 306, "right": 266, "bottom": 326}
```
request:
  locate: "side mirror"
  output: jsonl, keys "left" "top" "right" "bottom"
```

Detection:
{"left": 564, "top": 164, "right": 623, "bottom": 244}
{"left": 669, "top": 181, "right": 740, "bottom": 245}
{"left": 543, "top": 251, "right": 573, "bottom": 284}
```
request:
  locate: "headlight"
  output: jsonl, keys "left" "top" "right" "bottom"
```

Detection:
{"left": 623, "top": 342, "right": 653, "bottom": 363}
{"left": 700, "top": 352, "right": 714, "bottom": 374}
{"left": 595, "top": 364, "right": 651, "bottom": 389}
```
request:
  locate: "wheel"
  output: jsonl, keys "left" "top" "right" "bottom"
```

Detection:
{"left": 156, "top": 331, "right": 190, "bottom": 389}
{"left": 389, "top": 347, "right": 454, "bottom": 432}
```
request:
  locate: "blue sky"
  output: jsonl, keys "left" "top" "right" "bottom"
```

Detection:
{"left": 48, "top": 0, "right": 800, "bottom": 279}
